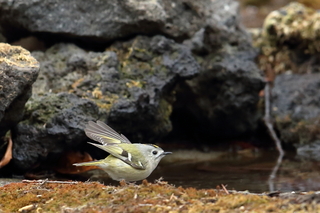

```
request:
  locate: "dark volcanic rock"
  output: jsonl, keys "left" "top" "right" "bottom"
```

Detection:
{"left": 0, "top": 43, "right": 39, "bottom": 147}
{"left": 10, "top": 35, "right": 199, "bottom": 172}
{"left": 171, "top": 53, "right": 264, "bottom": 142}
{"left": 1, "top": 0, "right": 266, "bottom": 173}
{"left": 29, "top": 35, "right": 199, "bottom": 142}
{"left": 272, "top": 73, "right": 320, "bottom": 153}
{"left": 12, "top": 93, "right": 101, "bottom": 171}
{"left": 168, "top": 0, "right": 264, "bottom": 142}
{"left": 0, "top": 0, "right": 243, "bottom": 44}
{"left": 0, "top": 27, "right": 6, "bottom": 43}
{"left": 156, "top": 0, "right": 263, "bottom": 143}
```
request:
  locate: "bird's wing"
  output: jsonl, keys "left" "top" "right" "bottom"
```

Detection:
{"left": 88, "top": 142, "right": 146, "bottom": 170}
{"left": 85, "top": 120, "right": 131, "bottom": 145}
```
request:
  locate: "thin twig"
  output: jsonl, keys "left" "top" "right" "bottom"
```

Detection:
{"left": 264, "top": 64, "right": 284, "bottom": 192}
{"left": 221, "top": 184, "right": 229, "bottom": 194}
{"left": 22, "top": 180, "right": 79, "bottom": 184}
{"left": 264, "top": 77, "right": 284, "bottom": 157}
{"left": 18, "top": 204, "right": 37, "bottom": 212}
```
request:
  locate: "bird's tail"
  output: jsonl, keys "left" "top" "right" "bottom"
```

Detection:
{"left": 73, "top": 160, "right": 105, "bottom": 167}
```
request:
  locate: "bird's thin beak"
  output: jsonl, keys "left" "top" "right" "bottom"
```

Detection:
{"left": 162, "top": 152, "right": 172, "bottom": 156}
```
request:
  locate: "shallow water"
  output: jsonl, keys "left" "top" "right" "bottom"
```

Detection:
{"left": 149, "top": 150, "right": 320, "bottom": 193}
{"left": 1, "top": 150, "right": 320, "bottom": 193}
{"left": 0, "top": 178, "right": 22, "bottom": 187}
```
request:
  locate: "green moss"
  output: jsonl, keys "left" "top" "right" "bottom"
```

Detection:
{"left": 275, "top": 115, "right": 320, "bottom": 145}
{"left": 24, "top": 94, "right": 73, "bottom": 125}
{"left": 1, "top": 180, "right": 318, "bottom": 212}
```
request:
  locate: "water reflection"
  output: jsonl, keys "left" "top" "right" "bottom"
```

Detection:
{"left": 150, "top": 150, "right": 320, "bottom": 193}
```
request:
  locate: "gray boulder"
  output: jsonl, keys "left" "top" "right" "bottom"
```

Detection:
{"left": 0, "top": 0, "right": 244, "bottom": 44}
{"left": 1, "top": 0, "right": 266, "bottom": 173}
{"left": 12, "top": 93, "right": 101, "bottom": 171}
{"left": 0, "top": 43, "right": 39, "bottom": 160}
{"left": 10, "top": 35, "right": 199, "bottom": 171}
{"left": 30, "top": 35, "right": 199, "bottom": 141}
{"left": 171, "top": 52, "right": 264, "bottom": 142}
{"left": 169, "top": 0, "right": 264, "bottom": 141}
{"left": 272, "top": 73, "right": 320, "bottom": 150}
{"left": 12, "top": 36, "right": 199, "bottom": 171}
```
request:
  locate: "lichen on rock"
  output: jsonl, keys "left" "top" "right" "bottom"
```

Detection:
{"left": 30, "top": 36, "right": 199, "bottom": 143}
{"left": 253, "top": 2, "right": 320, "bottom": 74}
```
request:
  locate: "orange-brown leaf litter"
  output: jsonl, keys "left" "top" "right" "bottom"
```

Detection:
{"left": 0, "top": 179, "right": 319, "bottom": 212}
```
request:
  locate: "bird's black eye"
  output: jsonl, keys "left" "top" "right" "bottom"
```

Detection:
{"left": 152, "top": 150, "right": 158, "bottom": 155}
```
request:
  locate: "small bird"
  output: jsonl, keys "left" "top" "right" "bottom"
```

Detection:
{"left": 73, "top": 120, "right": 171, "bottom": 181}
